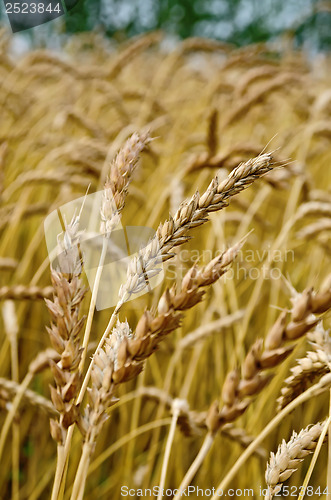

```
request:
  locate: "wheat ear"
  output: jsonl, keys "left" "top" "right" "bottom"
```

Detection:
{"left": 265, "top": 420, "right": 327, "bottom": 499}
{"left": 47, "top": 211, "right": 87, "bottom": 500}
{"left": 79, "top": 131, "right": 150, "bottom": 372}
{"left": 119, "top": 153, "right": 274, "bottom": 302}
{"left": 209, "top": 284, "right": 331, "bottom": 432}
{"left": 277, "top": 347, "right": 330, "bottom": 411}
{"left": 0, "top": 285, "right": 53, "bottom": 300}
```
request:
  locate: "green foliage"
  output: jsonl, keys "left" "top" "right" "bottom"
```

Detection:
{"left": 61, "top": 0, "right": 331, "bottom": 50}
{"left": 0, "top": 0, "right": 330, "bottom": 50}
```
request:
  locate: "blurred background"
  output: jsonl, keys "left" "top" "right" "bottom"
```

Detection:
{"left": 0, "top": 0, "right": 331, "bottom": 53}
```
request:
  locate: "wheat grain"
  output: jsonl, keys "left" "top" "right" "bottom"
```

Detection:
{"left": 45, "top": 213, "right": 87, "bottom": 445}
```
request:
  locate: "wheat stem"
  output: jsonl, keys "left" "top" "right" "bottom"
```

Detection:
{"left": 0, "top": 371, "right": 33, "bottom": 462}
{"left": 70, "top": 441, "right": 94, "bottom": 500}
{"left": 157, "top": 404, "right": 180, "bottom": 500}
{"left": 174, "top": 432, "right": 215, "bottom": 500}
{"left": 51, "top": 445, "right": 66, "bottom": 500}
{"left": 79, "top": 237, "right": 108, "bottom": 373}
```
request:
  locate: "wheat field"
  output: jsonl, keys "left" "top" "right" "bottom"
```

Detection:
{"left": 0, "top": 29, "right": 331, "bottom": 500}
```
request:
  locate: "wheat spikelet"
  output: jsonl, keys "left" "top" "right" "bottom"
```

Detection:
{"left": 276, "top": 349, "right": 330, "bottom": 411}
{"left": 185, "top": 145, "right": 296, "bottom": 189}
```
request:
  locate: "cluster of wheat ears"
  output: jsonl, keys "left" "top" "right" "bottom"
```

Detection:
{"left": 0, "top": 29, "right": 331, "bottom": 499}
